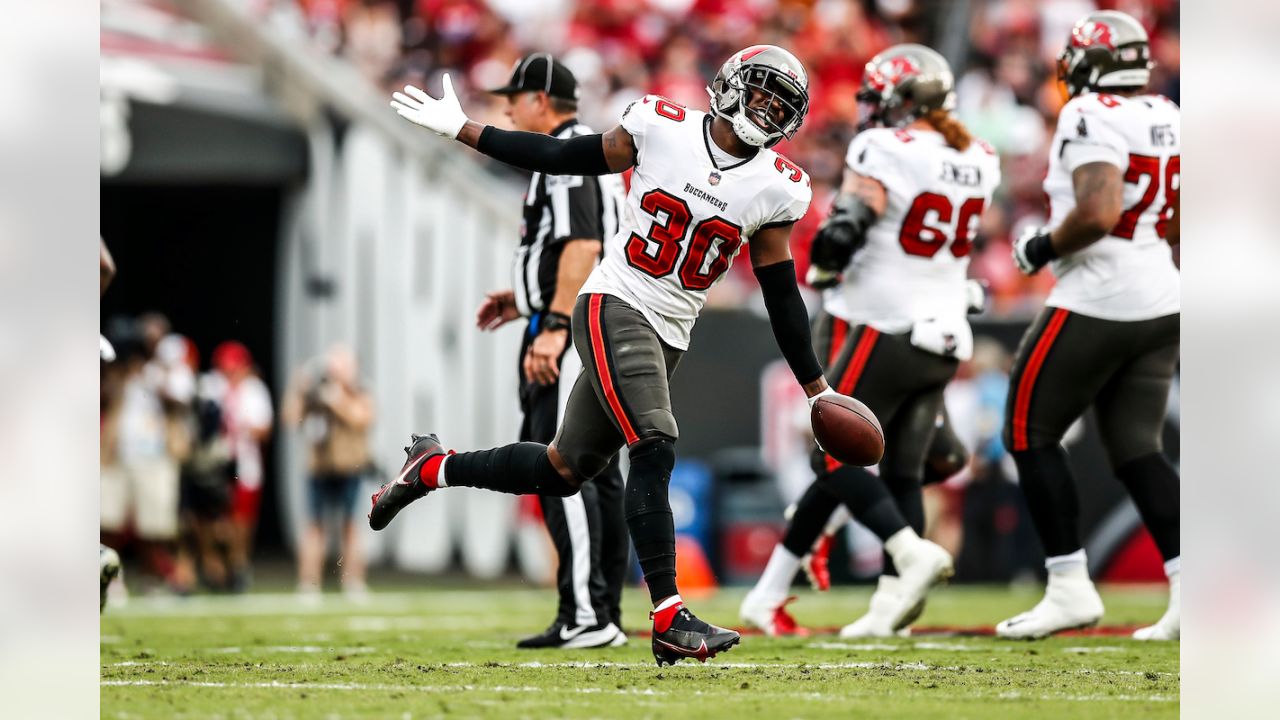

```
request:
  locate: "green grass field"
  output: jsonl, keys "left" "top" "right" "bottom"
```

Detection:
{"left": 101, "top": 584, "right": 1178, "bottom": 719}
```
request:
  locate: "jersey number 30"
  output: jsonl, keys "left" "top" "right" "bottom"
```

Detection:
{"left": 899, "top": 192, "right": 986, "bottom": 258}
{"left": 625, "top": 189, "right": 743, "bottom": 290}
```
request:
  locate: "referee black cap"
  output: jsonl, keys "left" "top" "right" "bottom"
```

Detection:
{"left": 490, "top": 53, "right": 580, "bottom": 102}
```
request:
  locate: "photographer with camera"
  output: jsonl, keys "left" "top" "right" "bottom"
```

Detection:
{"left": 282, "top": 344, "right": 375, "bottom": 598}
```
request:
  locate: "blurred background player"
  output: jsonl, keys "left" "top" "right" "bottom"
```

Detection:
{"left": 101, "top": 312, "right": 195, "bottom": 594}
{"left": 740, "top": 45, "right": 1001, "bottom": 638}
{"left": 100, "top": 238, "right": 121, "bottom": 611}
{"left": 999, "top": 10, "right": 1180, "bottom": 641}
{"left": 472, "top": 55, "right": 629, "bottom": 649}
{"left": 282, "top": 344, "right": 374, "bottom": 599}
{"left": 373, "top": 45, "right": 850, "bottom": 665}
{"left": 208, "top": 341, "right": 274, "bottom": 592}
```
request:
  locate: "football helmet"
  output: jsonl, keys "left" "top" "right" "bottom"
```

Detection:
{"left": 856, "top": 44, "right": 955, "bottom": 131}
{"left": 1058, "top": 10, "right": 1153, "bottom": 98}
{"left": 709, "top": 45, "right": 810, "bottom": 148}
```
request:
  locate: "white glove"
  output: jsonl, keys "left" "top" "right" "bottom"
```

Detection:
{"left": 807, "top": 386, "right": 839, "bottom": 409}
{"left": 100, "top": 334, "right": 116, "bottom": 362}
{"left": 965, "top": 278, "right": 987, "bottom": 315}
{"left": 1012, "top": 225, "right": 1054, "bottom": 275}
{"left": 390, "top": 73, "right": 469, "bottom": 139}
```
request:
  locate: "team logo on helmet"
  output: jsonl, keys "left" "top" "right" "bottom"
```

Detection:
{"left": 1070, "top": 20, "right": 1116, "bottom": 50}
{"left": 865, "top": 56, "right": 921, "bottom": 94}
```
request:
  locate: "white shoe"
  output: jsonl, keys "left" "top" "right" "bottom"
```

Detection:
{"left": 739, "top": 593, "right": 808, "bottom": 637}
{"left": 609, "top": 627, "right": 629, "bottom": 647}
{"left": 888, "top": 537, "right": 953, "bottom": 630}
{"left": 839, "top": 575, "right": 911, "bottom": 638}
{"left": 563, "top": 622, "right": 625, "bottom": 649}
{"left": 1133, "top": 571, "right": 1179, "bottom": 640}
{"left": 996, "top": 565, "right": 1104, "bottom": 639}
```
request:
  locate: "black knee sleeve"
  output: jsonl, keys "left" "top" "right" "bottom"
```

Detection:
{"left": 1115, "top": 452, "right": 1180, "bottom": 561}
{"left": 1011, "top": 446, "right": 1082, "bottom": 558}
{"left": 447, "top": 442, "right": 580, "bottom": 497}
{"left": 624, "top": 436, "right": 678, "bottom": 603}
{"left": 820, "top": 465, "right": 909, "bottom": 542}
{"left": 782, "top": 481, "right": 842, "bottom": 557}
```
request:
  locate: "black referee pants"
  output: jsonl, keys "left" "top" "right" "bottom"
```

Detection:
{"left": 519, "top": 321, "right": 628, "bottom": 628}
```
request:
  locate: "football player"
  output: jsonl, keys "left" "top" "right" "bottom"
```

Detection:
{"left": 100, "top": 238, "right": 122, "bottom": 612}
{"left": 739, "top": 45, "right": 1001, "bottom": 638}
{"left": 998, "top": 10, "right": 1180, "bottom": 640}
{"left": 378, "top": 46, "right": 848, "bottom": 665}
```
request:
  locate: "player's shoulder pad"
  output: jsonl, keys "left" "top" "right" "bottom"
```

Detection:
{"left": 846, "top": 127, "right": 913, "bottom": 166}
{"left": 764, "top": 150, "right": 812, "bottom": 221}
{"left": 621, "top": 94, "right": 693, "bottom": 126}
{"left": 1058, "top": 92, "right": 1132, "bottom": 133}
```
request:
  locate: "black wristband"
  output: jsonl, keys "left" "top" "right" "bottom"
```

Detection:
{"left": 1026, "top": 231, "right": 1058, "bottom": 268}
{"left": 542, "top": 312, "right": 571, "bottom": 332}
{"left": 754, "top": 260, "right": 824, "bottom": 386}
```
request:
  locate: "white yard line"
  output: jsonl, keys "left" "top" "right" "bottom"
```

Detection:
{"left": 100, "top": 679, "right": 1175, "bottom": 703}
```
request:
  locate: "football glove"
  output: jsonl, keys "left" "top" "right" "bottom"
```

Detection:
{"left": 809, "top": 194, "right": 875, "bottom": 281}
{"left": 807, "top": 386, "right": 839, "bottom": 409}
{"left": 1012, "top": 226, "right": 1057, "bottom": 275}
{"left": 391, "top": 73, "right": 470, "bottom": 139}
{"left": 805, "top": 265, "right": 841, "bottom": 290}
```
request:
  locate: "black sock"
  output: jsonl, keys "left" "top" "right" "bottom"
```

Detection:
{"left": 446, "top": 442, "right": 579, "bottom": 497}
{"left": 1011, "top": 446, "right": 1082, "bottom": 558}
{"left": 781, "top": 481, "right": 842, "bottom": 557}
{"left": 881, "top": 474, "right": 924, "bottom": 576}
{"left": 624, "top": 438, "right": 678, "bottom": 603}
{"left": 1115, "top": 453, "right": 1180, "bottom": 561}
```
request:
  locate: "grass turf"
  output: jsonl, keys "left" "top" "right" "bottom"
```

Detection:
{"left": 101, "top": 584, "right": 1178, "bottom": 719}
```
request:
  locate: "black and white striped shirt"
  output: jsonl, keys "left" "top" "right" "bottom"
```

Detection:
{"left": 512, "top": 120, "right": 624, "bottom": 317}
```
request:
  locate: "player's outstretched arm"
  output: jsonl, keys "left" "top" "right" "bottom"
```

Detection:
{"left": 750, "top": 223, "right": 832, "bottom": 404}
{"left": 1014, "top": 161, "right": 1123, "bottom": 274}
{"left": 390, "top": 73, "right": 635, "bottom": 175}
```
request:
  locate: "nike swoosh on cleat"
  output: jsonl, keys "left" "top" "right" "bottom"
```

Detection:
{"left": 654, "top": 637, "right": 708, "bottom": 657}
{"left": 558, "top": 626, "right": 587, "bottom": 641}
{"left": 394, "top": 452, "right": 431, "bottom": 486}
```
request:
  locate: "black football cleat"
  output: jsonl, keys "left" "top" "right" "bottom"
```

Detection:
{"left": 516, "top": 621, "right": 625, "bottom": 650}
{"left": 369, "top": 433, "right": 446, "bottom": 531}
{"left": 650, "top": 602, "right": 740, "bottom": 666}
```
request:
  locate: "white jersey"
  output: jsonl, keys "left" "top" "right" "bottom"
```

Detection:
{"left": 1044, "top": 92, "right": 1180, "bottom": 320}
{"left": 826, "top": 127, "right": 1001, "bottom": 336}
{"left": 579, "top": 95, "right": 812, "bottom": 349}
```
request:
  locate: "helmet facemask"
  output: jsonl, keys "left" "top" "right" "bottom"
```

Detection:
{"left": 720, "top": 64, "right": 808, "bottom": 148}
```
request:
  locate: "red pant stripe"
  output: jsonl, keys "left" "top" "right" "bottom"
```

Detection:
{"left": 1012, "top": 308, "right": 1070, "bottom": 451}
{"left": 587, "top": 294, "right": 640, "bottom": 445}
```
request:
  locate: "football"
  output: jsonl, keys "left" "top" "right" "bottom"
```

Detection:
{"left": 811, "top": 394, "right": 884, "bottom": 466}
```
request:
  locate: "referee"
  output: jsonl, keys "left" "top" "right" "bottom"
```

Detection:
{"left": 474, "top": 54, "right": 629, "bottom": 649}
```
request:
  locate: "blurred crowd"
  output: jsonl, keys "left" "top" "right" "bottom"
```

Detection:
{"left": 268, "top": 0, "right": 1178, "bottom": 316}
{"left": 100, "top": 312, "right": 374, "bottom": 598}
{"left": 101, "top": 315, "right": 273, "bottom": 595}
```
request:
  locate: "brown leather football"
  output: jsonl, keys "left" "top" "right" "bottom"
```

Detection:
{"left": 811, "top": 394, "right": 884, "bottom": 467}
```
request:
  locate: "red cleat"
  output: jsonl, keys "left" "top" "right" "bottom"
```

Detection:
{"left": 804, "top": 535, "right": 833, "bottom": 592}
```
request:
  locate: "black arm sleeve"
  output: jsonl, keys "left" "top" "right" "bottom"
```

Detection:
{"left": 754, "top": 260, "right": 824, "bottom": 386}
{"left": 476, "top": 126, "right": 613, "bottom": 176}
